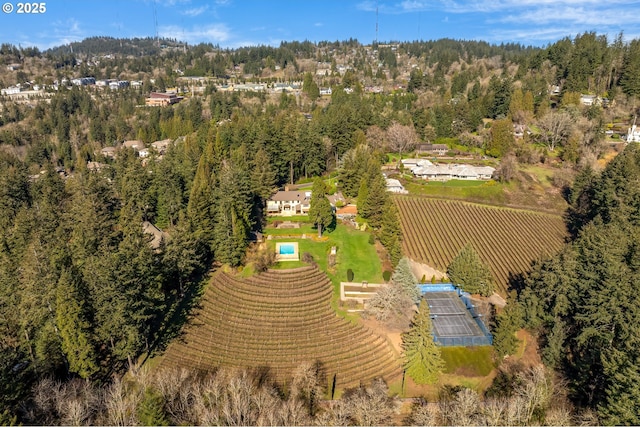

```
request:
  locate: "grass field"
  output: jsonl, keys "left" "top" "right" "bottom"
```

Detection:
{"left": 440, "top": 346, "right": 495, "bottom": 376}
{"left": 264, "top": 224, "right": 385, "bottom": 295}
{"left": 392, "top": 159, "right": 570, "bottom": 213}
{"left": 405, "top": 179, "right": 508, "bottom": 205}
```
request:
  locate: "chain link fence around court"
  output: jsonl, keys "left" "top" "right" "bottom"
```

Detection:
{"left": 418, "top": 283, "right": 493, "bottom": 347}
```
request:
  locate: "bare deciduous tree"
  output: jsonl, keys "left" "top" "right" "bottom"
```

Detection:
{"left": 366, "top": 125, "right": 388, "bottom": 151}
{"left": 386, "top": 121, "right": 418, "bottom": 167}
{"left": 537, "top": 111, "right": 573, "bottom": 152}
{"left": 440, "top": 387, "right": 481, "bottom": 426}
{"left": 104, "top": 376, "right": 140, "bottom": 426}
{"left": 405, "top": 399, "right": 440, "bottom": 426}
{"left": 364, "top": 282, "right": 415, "bottom": 328}
{"left": 341, "top": 378, "right": 399, "bottom": 426}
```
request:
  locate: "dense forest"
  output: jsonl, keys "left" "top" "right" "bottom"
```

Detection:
{"left": 1, "top": 32, "right": 640, "bottom": 423}
{"left": 518, "top": 143, "right": 640, "bottom": 425}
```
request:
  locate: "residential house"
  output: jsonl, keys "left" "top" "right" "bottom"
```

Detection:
{"left": 123, "top": 140, "right": 145, "bottom": 152}
{"left": 109, "top": 80, "right": 129, "bottom": 90}
{"left": 71, "top": 77, "right": 96, "bottom": 86}
{"left": 267, "top": 190, "right": 312, "bottom": 216}
{"left": 416, "top": 144, "right": 449, "bottom": 156}
{"left": 327, "top": 192, "right": 346, "bottom": 207}
{"left": 412, "top": 163, "right": 495, "bottom": 181}
{"left": 87, "top": 161, "right": 107, "bottom": 172}
{"left": 385, "top": 178, "right": 408, "bottom": 194}
{"left": 151, "top": 138, "right": 173, "bottom": 154}
{"left": 627, "top": 123, "right": 640, "bottom": 143}
{"left": 1, "top": 86, "right": 21, "bottom": 95}
{"left": 142, "top": 221, "right": 169, "bottom": 250}
{"left": 101, "top": 146, "right": 117, "bottom": 159}
{"left": 145, "top": 91, "right": 183, "bottom": 106}
{"left": 231, "top": 83, "right": 266, "bottom": 92}
{"left": 273, "top": 82, "right": 301, "bottom": 93}
{"left": 580, "top": 94, "right": 598, "bottom": 106}
{"left": 336, "top": 204, "right": 358, "bottom": 220}
{"left": 513, "top": 124, "right": 527, "bottom": 139}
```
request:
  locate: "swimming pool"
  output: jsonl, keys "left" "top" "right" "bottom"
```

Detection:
{"left": 279, "top": 244, "right": 295, "bottom": 255}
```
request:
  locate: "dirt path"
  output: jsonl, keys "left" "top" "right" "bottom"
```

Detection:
{"left": 406, "top": 258, "right": 446, "bottom": 282}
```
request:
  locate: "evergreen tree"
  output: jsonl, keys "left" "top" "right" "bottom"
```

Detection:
{"left": 620, "top": 39, "right": 640, "bottom": 96}
{"left": 339, "top": 144, "right": 372, "bottom": 198}
{"left": 486, "top": 118, "right": 514, "bottom": 158}
{"left": 187, "top": 144, "right": 217, "bottom": 254}
{"left": 379, "top": 200, "right": 403, "bottom": 267}
{"left": 137, "top": 387, "right": 169, "bottom": 426}
{"left": 213, "top": 149, "right": 253, "bottom": 266}
{"left": 308, "top": 177, "right": 334, "bottom": 237}
{"left": 447, "top": 244, "right": 494, "bottom": 296}
{"left": 359, "top": 161, "right": 387, "bottom": 229}
{"left": 492, "top": 291, "right": 523, "bottom": 358}
{"left": 390, "top": 257, "right": 418, "bottom": 301}
{"left": 55, "top": 267, "right": 99, "bottom": 379}
{"left": 402, "top": 300, "right": 444, "bottom": 384}
{"left": 302, "top": 72, "right": 320, "bottom": 101}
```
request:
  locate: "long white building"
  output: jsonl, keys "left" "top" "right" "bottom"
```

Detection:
{"left": 407, "top": 159, "right": 495, "bottom": 181}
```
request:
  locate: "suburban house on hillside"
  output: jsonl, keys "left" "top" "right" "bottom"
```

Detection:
{"left": 627, "top": 123, "right": 640, "bottom": 143}
{"left": 101, "top": 146, "right": 117, "bottom": 159}
{"left": 151, "top": 138, "right": 173, "bottom": 154}
{"left": 580, "top": 94, "right": 598, "bottom": 106}
{"left": 145, "top": 92, "right": 183, "bottom": 106}
{"left": 386, "top": 178, "right": 408, "bottom": 194}
{"left": 411, "top": 162, "right": 495, "bottom": 181}
{"left": 267, "top": 190, "right": 312, "bottom": 215}
{"left": 123, "top": 140, "right": 144, "bottom": 151}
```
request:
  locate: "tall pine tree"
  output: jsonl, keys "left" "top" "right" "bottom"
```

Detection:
{"left": 402, "top": 299, "right": 444, "bottom": 384}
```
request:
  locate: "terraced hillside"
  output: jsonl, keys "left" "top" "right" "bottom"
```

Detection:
{"left": 395, "top": 196, "right": 567, "bottom": 294}
{"left": 160, "top": 265, "right": 401, "bottom": 388}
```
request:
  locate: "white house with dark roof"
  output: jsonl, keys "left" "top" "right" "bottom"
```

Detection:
{"left": 267, "top": 190, "right": 312, "bottom": 216}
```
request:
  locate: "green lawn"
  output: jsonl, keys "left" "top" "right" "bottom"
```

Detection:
{"left": 405, "top": 179, "right": 508, "bottom": 204}
{"left": 440, "top": 346, "right": 495, "bottom": 376}
{"left": 264, "top": 223, "right": 385, "bottom": 296}
{"left": 265, "top": 224, "right": 316, "bottom": 235}
{"left": 266, "top": 215, "right": 312, "bottom": 224}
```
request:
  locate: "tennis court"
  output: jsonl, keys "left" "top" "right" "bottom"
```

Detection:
{"left": 424, "top": 291, "right": 485, "bottom": 339}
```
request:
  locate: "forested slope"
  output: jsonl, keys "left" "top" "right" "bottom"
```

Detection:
{"left": 519, "top": 143, "right": 640, "bottom": 424}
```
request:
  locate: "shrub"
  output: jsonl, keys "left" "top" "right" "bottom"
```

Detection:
{"left": 254, "top": 247, "right": 276, "bottom": 272}
{"left": 420, "top": 274, "right": 426, "bottom": 284}
{"left": 368, "top": 234, "right": 375, "bottom": 245}
{"left": 431, "top": 275, "right": 436, "bottom": 284}
{"left": 382, "top": 270, "right": 392, "bottom": 282}
{"left": 302, "top": 252, "right": 314, "bottom": 263}
{"left": 347, "top": 268, "right": 354, "bottom": 282}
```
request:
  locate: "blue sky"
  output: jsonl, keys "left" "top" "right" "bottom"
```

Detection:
{"left": 1, "top": 0, "right": 639, "bottom": 50}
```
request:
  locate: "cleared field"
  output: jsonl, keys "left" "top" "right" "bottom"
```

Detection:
{"left": 395, "top": 196, "right": 567, "bottom": 294}
{"left": 160, "top": 265, "right": 402, "bottom": 388}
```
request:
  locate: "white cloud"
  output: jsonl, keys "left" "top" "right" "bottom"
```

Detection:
{"left": 159, "top": 24, "right": 232, "bottom": 44}
{"left": 36, "top": 18, "right": 86, "bottom": 48}
{"left": 182, "top": 5, "right": 209, "bottom": 16}
{"left": 314, "top": 22, "right": 324, "bottom": 27}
